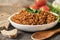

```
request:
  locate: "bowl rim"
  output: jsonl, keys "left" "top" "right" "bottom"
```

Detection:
{"left": 8, "top": 11, "right": 59, "bottom": 26}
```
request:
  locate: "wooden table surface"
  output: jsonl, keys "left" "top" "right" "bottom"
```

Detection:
{"left": 0, "top": 0, "right": 60, "bottom": 40}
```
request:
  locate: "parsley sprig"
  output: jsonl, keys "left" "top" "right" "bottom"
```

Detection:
{"left": 26, "top": 8, "right": 40, "bottom": 13}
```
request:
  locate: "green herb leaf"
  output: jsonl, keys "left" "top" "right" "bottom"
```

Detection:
{"left": 26, "top": 8, "right": 39, "bottom": 13}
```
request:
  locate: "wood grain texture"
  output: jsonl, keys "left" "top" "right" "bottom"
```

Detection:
{"left": 0, "top": 0, "right": 60, "bottom": 40}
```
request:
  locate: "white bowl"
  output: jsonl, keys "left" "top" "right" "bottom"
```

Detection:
{"left": 8, "top": 12, "right": 59, "bottom": 32}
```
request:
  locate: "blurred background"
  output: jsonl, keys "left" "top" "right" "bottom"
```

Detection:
{"left": 0, "top": 0, "right": 54, "bottom": 14}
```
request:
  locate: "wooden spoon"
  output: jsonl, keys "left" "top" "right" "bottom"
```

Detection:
{"left": 31, "top": 28, "right": 60, "bottom": 40}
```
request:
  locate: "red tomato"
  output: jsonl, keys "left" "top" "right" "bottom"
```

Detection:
{"left": 29, "top": 5, "right": 40, "bottom": 10}
{"left": 35, "top": 0, "right": 47, "bottom": 7}
{"left": 40, "top": 5, "right": 50, "bottom": 12}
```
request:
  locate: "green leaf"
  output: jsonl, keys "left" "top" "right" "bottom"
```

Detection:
{"left": 26, "top": 8, "right": 40, "bottom": 13}
{"left": 47, "top": 2, "right": 60, "bottom": 22}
